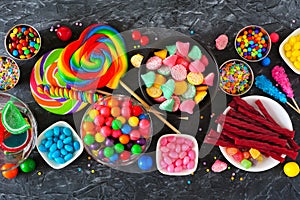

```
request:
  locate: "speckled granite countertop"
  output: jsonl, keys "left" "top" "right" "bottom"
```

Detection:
{"left": 0, "top": 0, "right": 300, "bottom": 199}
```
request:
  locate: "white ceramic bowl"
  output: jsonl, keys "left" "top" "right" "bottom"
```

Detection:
{"left": 279, "top": 28, "right": 300, "bottom": 75}
{"left": 156, "top": 134, "right": 198, "bottom": 176}
{"left": 36, "top": 121, "right": 83, "bottom": 169}
{"left": 219, "top": 95, "right": 291, "bottom": 172}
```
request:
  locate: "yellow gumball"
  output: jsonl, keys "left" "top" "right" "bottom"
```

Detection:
{"left": 89, "top": 109, "right": 99, "bottom": 120}
{"left": 128, "top": 116, "right": 139, "bottom": 127}
{"left": 95, "top": 132, "right": 105, "bottom": 143}
{"left": 283, "top": 162, "right": 299, "bottom": 177}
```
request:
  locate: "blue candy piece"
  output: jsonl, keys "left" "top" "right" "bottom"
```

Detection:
{"left": 63, "top": 136, "right": 72, "bottom": 144}
{"left": 38, "top": 144, "right": 47, "bottom": 152}
{"left": 41, "top": 139, "right": 47, "bottom": 145}
{"left": 64, "top": 144, "right": 74, "bottom": 152}
{"left": 53, "top": 137, "right": 58, "bottom": 142}
{"left": 138, "top": 155, "right": 153, "bottom": 171}
{"left": 47, "top": 151, "right": 53, "bottom": 160}
{"left": 53, "top": 126, "right": 60, "bottom": 136}
{"left": 47, "top": 136, "right": 53, "bottom": 140}
{"left": 44, "top": 129, "right": 54, "bottom": 138}
{"left": 60, "top": 149, "right": 68, "bottom": 156}
{"left": 138, "top": 114, "right": 148, "bottom": 120}
{"left": 64, "top": 153, "right": 73, "bottom": 161}
{"left": 12, "top": 50, "right": 18, "bottom": 57}
{"left": 57, "top": 140, "right": 64, "bottom": 149}
{"left": 261, "top": 57, "right": 271, "bottom": 67}
{"left": 109, "top": 154, "right": 119, "bottom": 162}
{"left": 121, "top": 124, "right": 132, "bottom": 134}
{"left": 45, "top": 140, "right": 53, "bottom": 149}
{"left": 54, "top": 157, "right": 65, "bottom": 164}
{"left": 49, "top": 143, "right": 57, "bottom": 152}
{"left": 63, "top": 127, "right": 72, "bottom": 136}
{"left": 73, "top": 141, "right": 80, "bottom": 151}
{"left": 29, "top": 41, "right": 35, "bottom": 47}
{"left": 59, "top": 134, "right": 66, "bottom": 140}
{"left": 52, "top": 150, "right": 61, "bottom": 158}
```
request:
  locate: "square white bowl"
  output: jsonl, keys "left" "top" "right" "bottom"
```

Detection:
{"left": 279, "top": 28, "right": 300, "bottom": 75}
{"left": 36, "top": 121, "right": 84, "bottom": 169}
{"left": 156, "top": 134, "right": 198, "bottom": 176}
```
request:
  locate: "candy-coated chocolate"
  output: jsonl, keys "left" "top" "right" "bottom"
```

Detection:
{"left": 128, "top": 116, "right": 139, "bottom": 127}
{"left": 95, "top": 132, "right": 105, "bottom": 143}
{"left": 119, "top": 151, "right": 131, "bottom": 160}
{"left": 119, "top": 134, "right": 130, "bottom": 144}
{"left": 111, "top": 119, "right": 122, "bottom": 130}
{"left": 129, "top": 130, "right": 141, "bottom": 141}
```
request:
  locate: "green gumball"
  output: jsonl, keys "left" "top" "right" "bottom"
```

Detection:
{"left": 20, "top": 158, "right": 36, "bottom": 173}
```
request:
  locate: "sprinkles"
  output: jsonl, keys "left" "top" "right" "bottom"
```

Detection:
{"left": 0, "top": 56, "right": 20, "bottom": 91}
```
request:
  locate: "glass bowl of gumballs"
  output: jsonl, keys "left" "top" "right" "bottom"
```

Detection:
{"left": 80, "top": 94, "right": 153, "bottom": 168}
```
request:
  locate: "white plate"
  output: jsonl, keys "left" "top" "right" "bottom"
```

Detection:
{"left": 36, "top": 121, "right": 84, "bottom": 169}
{"left": 156, "top": 134, "right": 198, "bottom": 176}
{"left": 219, "top": 95, "right": 293, "bottom": 172}
{"left": 279, "top": 28, "right": 300, "bottom": 75}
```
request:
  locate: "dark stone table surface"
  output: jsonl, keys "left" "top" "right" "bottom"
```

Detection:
{"left": 0, "top": 0, "right": 300, "bottom": 199}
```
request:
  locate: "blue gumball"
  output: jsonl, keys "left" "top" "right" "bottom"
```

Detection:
{"left": 261, "top": 57, "right": 271, "bottom": 67}
{"left": 138, "top": 155, "right": 153, "bottom": 171}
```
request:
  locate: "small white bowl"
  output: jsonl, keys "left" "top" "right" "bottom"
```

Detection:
{"left": 156, "top": 134, "right": 198, "bottom": 176}
{"left": 36, "top": 121, "right": 84, "bottom": 169}
{"left": 279, "top": 28, "right": 300, "bottom": 75}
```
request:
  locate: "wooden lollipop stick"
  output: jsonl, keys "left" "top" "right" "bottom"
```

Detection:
{"left": 291, "top": 97, "right": 300, "bottom": 112}
{"left": 119, "top": 80, "right": 181, "bottom": 134}
{"left": 95, "top": 89, "right": 112, "bottom": 96}
{"left": 287, "top": 102, "right": 300, "bottom": 114}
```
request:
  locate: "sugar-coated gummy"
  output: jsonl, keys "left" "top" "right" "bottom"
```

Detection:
{"left": 38, "top": 144, "right": 47, "bottom": 152}
{"left": 57, "top": 140, "right": 64, "bottom": 149}
{"left": 49, "top": 143, "right": 57, "bottom": 152}
{"left": 64, "top": 153, "right": 73, "bottom": 161}
{"left": 73, "top": 141, "right": 80, "bottom": 151}
{"left": 63, "top": 127, "right": 72, "bottom": 136}
{"left": 64, "top": 144, "right": 74, "bottom": 152}
{"left": 45, "top": 129, "right": 54, "bottom": 138}
{"left": 53, "top": 126, "right": 60, "bottom": 136}
{"left": 54, "top": 157, "right": 65, "bottom": 164}
{"left": 63, "top": 136, "right": 72, "bottom": 144}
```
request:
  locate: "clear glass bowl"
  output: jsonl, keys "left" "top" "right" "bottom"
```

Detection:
{"left": 80, "top": 94, "right": 152, "bottom": 168}
{"left": 0, "top": 93, "right": 37, "bottom": 171}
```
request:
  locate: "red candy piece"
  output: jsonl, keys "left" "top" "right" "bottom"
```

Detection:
{"left": 132, "top": 105, "right": 143, "bottom": 116}
{"left": 105, "top": 116, "right": 114, "bottom": 126}
{"left": 100, "top": 106, "right": 111, "bottom": 118}
{"left": 203, "top": 72, "right": 215, "bottom": 86}
{"left": 211, "top": 160, "right": 228, "bottom": 172}
{"left": 176, "top": 57, "right": 190, "bottom": 68}
{"left": 56, "top": 26, "right": 72, "bottom": 41}
{"left": 232, "top": 151, "right": 244, "bottom": 163}
{"left": 139, "top": 119, "right": 150, "bottom": 129}
{"left": 132, "top": 30, "right": 141, "bottom": 41}
{"left": 94, "top": 115, "right": 105, "bottom": 126}
{"left": 120, "top": 151, "right": 131, "bottom": 160}
{"left": 269, "top": 32, "right": 279, "bottom": 43}
{"left": 140, "top": 35, "right": 149, "bottom": 46}
{"left": 130, "top": 130, "right": 141, "bottom": 140}
{"left": 101, "top": 126, "right": 112, "bottom": 137}
{"left": 163, "top": 55, "right": 178, "bottom": 67}
{"left": 112, "top": 129, "right": 122, "bottom": 138}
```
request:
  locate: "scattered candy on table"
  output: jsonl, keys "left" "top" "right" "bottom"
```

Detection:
{"left": 81, "top": 95, "right": 152, "bottom": 166}
{"left": 138, "top": 155, "right": 153, "bottom": 171}
{"left": 283, "top": 162, "right": 299, "bottom": 177}
{"left": 219, "top": 60, "right": 253, "bottom": 95}
{"left": 283, "top": 33, "right": 300, "bottom": 69}
{"left": 1, "top": 163, "right": 18, "bottom": 179}
{"left": 19, "top": 158, "right": 36, "bottom": 173}
{"left": 5, "top": 24, "right": 41, "bottom": 60}
{"left": 261, "top": 57, "right": 271, "bottom": 67}
{"left": 56, "top": 26, "right": 72, "bottom": 41}
{"left": 0, "top": 56, "right": 20, "bottom": 91}
{"left": 269, "top": 32, "right": 280, "bottom": 43}
{"left": 235, "top": 25, "right": 270, "bottom": 61}
{"left": 211, "top": 160, "right": 228, "bottom": 172}
{"left": 215, "top": 34, "right": 228, "bottom": 50}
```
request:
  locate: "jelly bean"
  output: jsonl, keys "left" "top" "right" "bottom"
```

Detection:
{"left": 53, "top": 126, "right": 60, "bottom": 136}
{"left": 179, "top": 151, "right": 187, "bottom": 159}
{"left": 129, "top": 130, "right": 140, "bottom": 140}
{"left": 167, "top": 136, "right": 176, "bottom": 143}
{"left": 111, "top": 130, "right": 122, "bottom": 138}
{"left": 47, "top": 151, "right": 53, "bottom": 159}
{"left": 49, "top": 143, "right": 57, "bottom": 152}
{"left": 53, "top": 137, "right": 58, "bottom": 142}
{"left": 167, "top": 164, "right": 175, "bottom": 173}
{"left": 38, "top": 144, "right": 47, "bottom": 152}
{"left": 164, "top": 156, "right": 172, "bottom": 165}
{"left": 84, "top": 134, "right": 95, "bottom": 145}
{"left": 121, "top": 124, "right": 132, "bottom": 134}
{"left": 119, "top": 151, "right": 131, "bottom": 160}
{"left": 45, "top": 129, "right": 54, "bottom": 138}
{"left": 64, "top": 144, "right": 74, "bottom": 152}
{"left": 131, "top": 144, "right": 142, "bottom": 154}
{"left": 138, "top": 155, "right": 153, "bottom": 171}
{"left": 160, "top": 160, "right": 167, "bottom": 169}
{"left": 52, "top": 150, "right": 61, "bottom": 158}
{"left": 128, "top": 116, "right": 139, "bottom": 127}
{"left": 169, "top": 151, "right": 178, "bottom": 159}
{"left": 174, "top": 166, "right": 183, "bottom": 172}
{"left": 175, "top": 159, "right": 183, "bottom": 167}
{"left": 95, "top": 132, "right": 105, "bottom": 143}
{"left": 167, "top": 143, "right": 175, "bottom": 150}
{"left": 60, "top": 149, "right": 68, "bottom": 156}
{"left": 94, "top": 115, "right": 105, "bottom": 126}
{"left": 241, "top": 159, "right": 252, "bottom": 169}
{"left": 111, "top": 119, "right": 122, "bottom": 130}
{"left": 73, "top": 141, "right": 80, "bottom": 151}
{"left": 160, "top": 146, "right": 169, "bottom": 153}
{"left": 59, "top": 134, "right": 66, "bottom": 140}
{"left": 63, "top": 127, "right": 72, "bottom": 136}
{"left": 114, "top": 143, "right": 125, "bottom": 153}
{"left": 100, "top": 126, "right": 112, "bottom": 137}
{"left": 160, "top": 137, "right": 168, "bottom": 146}
{"left": 183, "top": 156, "right": 190, "bottom": 165}
{"left": 103, "top": 147, "right": 114, "bottom": 157}
{"left": 187, "top": 160, "right": 195, "bottom": 169}
{"left": 175, "top": 144, "right": 181, "bottom": 153}
{"left": 64, "top": 153, "right": 73, "bottom": 161}
{"left": 119, "top": 134, "right": 130, "bottom": 144}
{"left": 188, "top": 150, "right": 195, "bottom": 160}
{"left": 57, "top": 140, "right": 64, "bottom": 149}
{"left": 54, "top": 157, "right": 65, "bottom": 164}
{"left": 63, "top": 136, "right": 72, "bottom": 144}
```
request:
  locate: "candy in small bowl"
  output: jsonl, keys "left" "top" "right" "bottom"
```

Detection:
{"left": 156, "top": 134, "right": 198, "bottom": 176}
{"left": 80, "top": 95, "right": 152, "bottom": 168}
{"left": 0, "top": 56, "right": 20, "bottom": 92}
{"left": 219, "top": 59, "right": 254, "bottom": 96}
{"left": 0, "top": 93, "right": 37, "bottom": 172}
{"left": 5, "top": 24, "right": 41, "bottom": 60}
{"left": 235, "top": 25, "right": 271, "bottom": 62}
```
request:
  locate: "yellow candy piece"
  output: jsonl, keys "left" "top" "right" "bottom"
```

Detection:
{"left": 289, "top": 36, "right": 297, "bottom": 44}
{"left": 95, "top": 132, "right": 105, "bottom": 143}
{"left": 284, "top": 162, "right": 300, "bottom": 177}
{"left": 154, "top": 74, "right": 167, "bottom": 86}
{"left": 290, "top": 56, "right": 296, "bottom": 62}
{"left": 249, "top": 148, "right": 261, "bottom": 159}
{"left": 196, "top": 85, "right": 209, "bottom": 92}
{"left": 154, "top": 49, "right": 168, "bottom": 59}
{"left": 194, "top": 91, "right": 207, "bottom": 104}
{"left": 256, "top": 155, "right": 263, "bottom": 162}
{"left": 146, "top": 86, "right": 162, "bottom": 98}
{"left": 284, "top": 43, "right": 292, "bottom": 51}
{"left": 174, "top": 81, "right": 188, "bottom": 95}
{"left": 89, "top": 109, "right": 99, "bottom": 120}
{"left": 116, "top": 116, "right": 126, "bottom": 124}
{"left": 285, "top": 51, "right": 292, "bottom": 58}
{"left": 128, "top": 116, "right": 139, "bottom": 127}
{"left": 130, "top": 54, "right": 144, "bottom": 68}
{"left": 187, "top": 72, "right": 204, "bottom": 85}
{"left": 292, "top": 50, "right": 300, "bottom": 57}
{"left": 294, "top": 42, "right": 300, "bottom": 50}
{"left": 294, "top": 61, "right": 300, "bottom": 69}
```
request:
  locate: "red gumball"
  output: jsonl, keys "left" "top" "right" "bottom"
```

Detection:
{"left": 129, "top": 130, "right": 141, "bottom": 141}
{"left": 132, "top": 105, "right": 143, "bottom": 116}
{"left": 56, "top": 26, "right": 72, "bottom": 41}
{"left": 132, "top": 30, "right": 141, "bottom": 41}
{"left": 140, "top": 36, "right": 149, "bottom": 46}
{"left": 100, "top": 106, "right": 111, "bottom": 118}
{"left": 105, "top": 116, "right": 114, "bottom": 127}
{"left": 94, "top": 115, "right": 105, "bottom": 126}
{"left": 100, "top": 126, "right": 112, "bottom": 137}
{"left": 120, "top": 151, "right": 131, "bottom": 160}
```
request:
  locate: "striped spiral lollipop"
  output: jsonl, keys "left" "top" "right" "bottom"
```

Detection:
{"left": 57, "top": 24, "right": 128, "bottom": 91}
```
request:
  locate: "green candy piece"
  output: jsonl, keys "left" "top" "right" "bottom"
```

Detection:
{"left": 84, "top": 134, "right": 95, "bottom": 145}
{"left": 24, "top": 49, "right": 30, "bottom": 55}
{"left": 114, "top": 143, "right": 125, "bottom": 153}
{"left": 166, "top": 45, "right": 177, "bottom": 55}
{"left": 181, "top": 83, "right": 196, "bottom": 99}
{"left": 157, "top": 65, "right": 171, "bottom": 76}
{"left": 29, "top": 32, "right": 34, "bottom": 37}
{"left": 241, "top": 159, "right": 252, "bottom": 169}
{"left": 159, "top": 99, "right": 175, "bottom": 112}
{"left": 20, "top": 158, "right": 36, "bottom": 173}
{"left": 104, "top": 147, "right": 114, "bottom": 157}
{"left": 111, "top": 119, "right": 122, "bottom": 130}
{"left": 131, "top": 144, "right": 142, "bottom": 154}
{"left": 188, "top": 45, "right": 202, "bottom": 60}
{"left": 34, "top": 43, "right": 40, "bottom": 50}
{"left": 141, "top": 71, "right": 156, "bottom": 88}
{"left": 160, "top": 79, "right": 175, "bottom": 99}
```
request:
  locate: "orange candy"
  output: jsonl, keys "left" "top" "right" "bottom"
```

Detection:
{"left": 82, "top": 121, "right": 95, "bottom": 132}
{"left": 1, "top": 164, "right": 18, "bottom": 179}
{"left": 119, "top": 134, "right": 130, "bottom": 144}
{"left": 226, "top": 147, "right": 238, "bottom": 156}
{"left": 243, "top": 152, "right": 250, "bottom": 159}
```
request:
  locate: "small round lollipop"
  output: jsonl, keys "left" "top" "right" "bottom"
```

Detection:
{"left": 271, "top": 65, "right": 299, "bottom": 112}
{"left": 255, "top": 75, "right": 299, "bottom": 114}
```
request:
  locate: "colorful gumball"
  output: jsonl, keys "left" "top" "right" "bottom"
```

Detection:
{"left": 138, "top": 155, "right": 153, "bottom": 171}
{"left": 19, "top": 158, "right": 36, "bottom": 173}
{"left": 1, "top": 164, "right": 18, "bottom": 179}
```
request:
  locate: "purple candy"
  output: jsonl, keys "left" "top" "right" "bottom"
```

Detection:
{"left": 136, "top": 138, "right": 146, "bottom": 146}
{"left": 105, "top": 138, "right": 114, "bottom": 147}
{"left": 90, "top": 142, "right": 101, "bottom": 150}
{"left": 126, "top": 142, "right": 133, "bottom": 150}
{"left": 98, "top": 149, "right": 105, "bottom": 159}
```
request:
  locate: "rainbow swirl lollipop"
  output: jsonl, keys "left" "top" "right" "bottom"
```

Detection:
{"left": 57, "top": 24, "right": 128, "bottom": 91}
